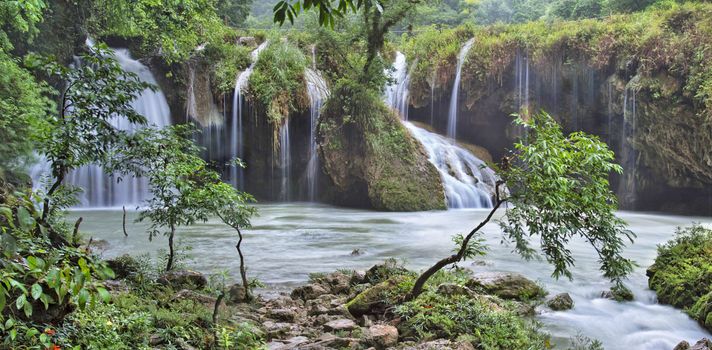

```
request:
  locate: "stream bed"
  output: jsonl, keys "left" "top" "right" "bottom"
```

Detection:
{"left": 69, "top": 204, "right": 712, "bottom": 350}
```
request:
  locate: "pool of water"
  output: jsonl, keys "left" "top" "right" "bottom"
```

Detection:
{"left": 69, "top": 204, "right": 712, "bottom": 350}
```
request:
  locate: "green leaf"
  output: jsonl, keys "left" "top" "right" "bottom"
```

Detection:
{"left": 0, "top": 286, "right": 5, "bottom": 311}
{"left": 97, "top": 287, "right": 111, "bottom": 303}
{"left": 31, "top": 283, "right": 42, "bottom": 300}
{"left": 77, "top": 288, "right": 89, "bottom": 308}
{"left": 0, "top": 207, "right": 14, "bottom": 228}
{"left": 15, "top": 294, "right": 26, "bottom": 310}
{"left": 16, "top": 206, "right": 35, "bottom": 230}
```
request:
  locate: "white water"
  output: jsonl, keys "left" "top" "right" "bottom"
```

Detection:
{"left": 73, "top": 206, "right": 712, "bottom": 350}
{"left": 385, "top": 52, "right": 496, "bottom": 208}
{"left": 304, "top": 68, "right": 329, "bottom": 201}
{"left": 619, "top": 81, "right": 639, "bottom": 209}
{"left": 405, "top": 123, "right": 497, "bottom": 208}
{"left": 31, "top": 46, "right": 171, "bottom": 208}
{"left": 447, "top": 38, "right": 475, "bottom": 139}
{"left": 279, "top": 117, "right": 291, "bottom": 201}
{"left": 230, "top": 41, "right": 269, "bottom": 188}
{"left": 384, "top": 52, "right": 411, "bottom": 119}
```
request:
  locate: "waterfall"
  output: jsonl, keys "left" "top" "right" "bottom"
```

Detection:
{"left": 619, "top": 81, "right": 638, "bottom": 209}
{"left": 384, "top": 52, "right": 410, "bottom": 119}
{"left": 31, "top": 45, "right": 171, "bottom": 208}
{"left": 385, "top": 52, "right": 497, "bottom": 208}
{"left": 304, "top": 68, "right": 329, "bottom": 201}
{"left": 279, "top": 117, "right": 291, "bottom": 201}
{"left": 447, "top": 38, "right": 475, "bottom": 139}
{"left": 230, "top": 41, "right": 269, "bottom": 188}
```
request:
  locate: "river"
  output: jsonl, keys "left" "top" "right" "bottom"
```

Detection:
{"left": 68, "top": 204, "right": 711, "bottom": 350}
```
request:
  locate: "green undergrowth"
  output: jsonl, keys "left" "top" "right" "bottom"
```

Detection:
{"left": 648, "top": 224, "right": 712, "bottom": 332}
{"left": 249, "top": 39, "right": 309, "bottom": 125}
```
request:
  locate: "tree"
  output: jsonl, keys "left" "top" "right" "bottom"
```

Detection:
{"left": 194, "top": 177, "right": 257, "bottom": 300}
{"left": 30, "top": 43, "right": 149, "bottom": 235}
{"left": 216, "top": 0, "right": 254, "bottom": 27}
{"left": 407, "top": 112, "right": 635, "bottom": 300}
{"left": 110, "top": 125, "right": 211, "bottom": 271}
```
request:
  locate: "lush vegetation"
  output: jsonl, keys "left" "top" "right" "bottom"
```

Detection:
{"left": 648, "top": 224, "right": 712, "bottom": 332}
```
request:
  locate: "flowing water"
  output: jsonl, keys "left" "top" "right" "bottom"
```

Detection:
{"left": 231, "top": 41, "right": 270, "bottom": 188}
{"left": 447, "top": 38, "right": 475, "bottom": 139}
{"left": 304, "top": 68, "right": 329, "bottom": 201}
{"left": 31, "top": 45, "right": 171, "bottom": 207}
{"left": 71, "top": 205, "right": 711, "bottom": 350}
{"left": 385, "top": 52, "right": 496, "bottom": 208}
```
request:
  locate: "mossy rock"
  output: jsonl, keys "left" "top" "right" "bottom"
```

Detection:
{"left": 648, "top": 225, "right": 712, "bottom": 332}
{"left": 318, "top": 80, "right": 446, "bottom": 211}
{"left": 346, "top": 275, "right": 412, "bottom": 318}
{"left": 465, "top": 272, "right": 546, "bottom": 301}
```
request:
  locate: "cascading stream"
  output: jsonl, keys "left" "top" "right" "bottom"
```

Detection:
{"left": 231, "top": 41, "right": 269, "bottom": 189}
{"left": 385, "top": 51, "right": 497, "bottom": 209}
{"left": 447, "top": 38, "right": 475, "bottom": 139}
{"left": 31, "top": 44, "right": 171, "bottom": 208}
{"left": 304, "top": 67, "right": 329, "bottom": 201}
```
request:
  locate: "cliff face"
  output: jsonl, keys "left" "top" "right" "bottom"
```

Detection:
{"left": 404, "top": 5, "right": 712, "bottom": 215}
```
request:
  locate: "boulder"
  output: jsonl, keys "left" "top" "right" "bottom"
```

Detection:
{"left": 365, "top": 324, "right": 398, "bottom": 349}
{"left": 226, "top": 284, "right": 248, "bottom": 304}
{"left": 323, "top": 318, "right": 357, "bottom": 332}
{"left": 364, "top": 259, "right": 409, "bottom": 285}
{"left": 466, "top": 272, "right": 545, "bottom": 301}
{"left": 105, "top": 254, "right": 141, "bottom": 280}
{"left": 291, "top": 283, "right": 329, "bottom": 301}
{"left": 157, "top": 270, "right": 207, "bottom": 290}
{"left": 173, "top": 289, "right": 216, "bottom": 304}
{"left": 676, "top": 339, "right": 712, "bottom": 350}
{"left": 406, "top": 339, "right": 475, "bottom": 350}
{"left": 601, "top": 285, "right": 634, "bottom": 302}
{"left": 268, "top": 308, "right": 298, "bottom": 323}
{"left": 547, "top": 293, "right": 574, "bottom": 311}
{"left": 346, "top": 276, "right": 407, "bottom": 318}
{"left": 437, "top": 283, "right": 475, "bottom": 297}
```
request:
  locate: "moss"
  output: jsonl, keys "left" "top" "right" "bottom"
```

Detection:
{"left": 249, "top": 39, "right": 309, "bottom": 125}
{"left": 647, "top": 224, "right": 712, "bottom": 332}
{"left": 318, "top": 79, "right": 446, "bottom": 211}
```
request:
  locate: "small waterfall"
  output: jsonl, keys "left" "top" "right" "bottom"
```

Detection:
{"left": 619, "top": 81, "right": 638, "bottom": 209}
{"left": 447, "top": 38, "right": 475, "bottom": 139}
{"left": 304, "top": 68, "right": 329, "bottom": 201}
{"left": 230, "top": 41, "right": 269, "bottom": 188}
{"left": 385, "top": 52, "right": 496, "bottom": 208}
{"left": 405, "top": 123, "right": 497, "bottom": 208}
{"left": 32, "top": 45, "right": 171, "bottom": 208}
{"left": 279, "top": 117, "right": 291, "bottom": 201}
{"left": 384, "top": 52, "right": 410, "bottom": 119}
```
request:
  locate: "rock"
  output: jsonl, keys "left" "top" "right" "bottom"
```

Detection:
{"left": 547, "top": 293, "right": 574, "bottom": 311}
{"left": 263, "top": 321, "right": 294, "bottom": 339}
{"left": 351, "top": 249, "right": 363, "bottom": 256}
{"left": 675, "top": 341, "right": 691, "bottom": 350}
{"left": 466, "top": 272, "right": 546, "bottom": 301}
{"left": 323, "top": 318, "right": 357, "bottom": 332}
{"left": 157, "top": 270, "right": 207, "bottom": 290}
{"left": 350, "top": 271, "right": 366, "bottom": 285}
{"left": 105, "top": 254, "right": 141, "bottom": 280}
{"left": 346, "top": 276, "right": 407, "bottom": 318}
{"left": 103, "top": 279, "right": 129, "bottom": 293}
{"left": 269, "top": 308, "right": 298, "bottom": 322}
{"left": 364, "top": 259, "right": 409, "bottom": 284}
{"left": 437, "top": 283, "right": 475, "bottom": 297}
{"left": 89, "top": 239, "right": 110, "bottom": 251}
{"left": 291, "top": 283, "right": 329, "bottom": 301}
{"left": 226, "top": 284, "right": 248, "bottom": 304}
{"left": 405, "top": 339, "right": 475, "bottom": 350}
{"left": 691, "top": 339, "right": 712, "bottom": 350}
{"left": 149, "top": 333, "right": 164, "bottom": 345}
{"left": 173, "top": 289, "right": 217, "bottom": 304}
{"left": 238, "top": 36, "right": 256, "bottom": 46}
{"left": 601, "top": 285, "right": 634, "bottom": 302}
{"left": 365, "top": 324, "right": 398, "bottom": 349}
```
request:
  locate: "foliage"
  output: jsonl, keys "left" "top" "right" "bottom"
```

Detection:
{"left": 0, "top": 191, "right": 114, "bottom": 349}
{"left": 0, "top": 0, "right": 46, "bottom": 50}
{"left": 249, "top": 40, "right": 308, "bottom": 124}
{"left": 216, "top": 0, "right": 254, "bottom": 27}
{"left": 500, "top": 112, "right": 635, "bottom": 284}
{"left": 395, "top": 270, "right": 549, "bottom": 348}
{"left": 409, "top": 112, "right": 634, "bottom": 298}
{"left": 647, "top": 224, "right": 712, "bottom": 331}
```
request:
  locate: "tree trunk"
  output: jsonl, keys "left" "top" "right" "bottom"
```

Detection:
{"left": 406, "top": 197, "right": 504, "bottom": 301}
{"left": 166, "top": 223, "right": 175, "bottom": 271}
{"left": 122, "top": 206, "right": 128, "bottom": 237}
{"left": 235, "top": 226, "right": 251, "bottom": 300}
{"left": 212, "top": 291, "right": 225, "bottom": 325}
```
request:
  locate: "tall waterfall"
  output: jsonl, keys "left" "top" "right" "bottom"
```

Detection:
{"left": 385, "top": 52, "right": 497, "bottom": 208}
{"left": 31, "top": 46, "right": 171, "bottom": 208}
{"left": 304, "top": 67, "right": 329, "bottom": 201}
{"left": 447, "top": 38, "right": 475, "bottom": 139}
{"left": 384, "top": 52, "right": 410, "bottom": 119}
{"left": 279, "top": 117, "right": 291, "bottom": 201}
{"left": 230, "top": 41, "right": 269, "bottom": 188}
{"left": 619, "top": 81, "right": 638, "bottom": 209}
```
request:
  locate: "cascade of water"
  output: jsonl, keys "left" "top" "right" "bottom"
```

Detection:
{"left": 384, "top": 52, "right": 410, "bottom": 119}
{"left": 619, "top": 82, "right": 638, "bottom": 209}
{"left": 32, "top": 45, "right": 171, "bottom": 208}
{"left": 430, "top": 67, "right": 436, "bottom": 125}
{"left": 384, "top": 52, "right": 496, "bottom": 208}
{"left": 304, "top": 68, "right": 329, "bottom": 201}
{"left": 279, "top": 117, "right": 291, "bottom": 201}
{"left": 607, "top": 81, "right": 613, "bottom": 143}
{"left": 447, "top": 38, "right": 475, "bottom": 139}
{"left": 230, "top": 41, "right": 269, "bottom": 188}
